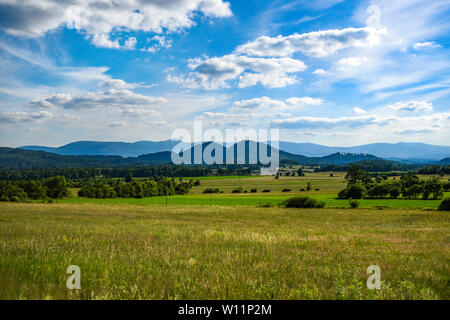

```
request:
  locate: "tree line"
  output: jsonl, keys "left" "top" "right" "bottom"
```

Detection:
{"left": 0, "top": 165, "right": 255, "bottom": 181}
{"left": 78, "top": 177, "right": 194, "bottom": 199}
{"left": 0, "top": 176, "right": 70, "bottom": 202}
{"left": 338, "top": 166, "right": 449, "bottom": 200}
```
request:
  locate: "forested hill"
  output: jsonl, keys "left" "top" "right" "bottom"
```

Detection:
{"left": 20, "top": 140, "right": 180, "bottom": 157}
{"left": 21, "top": 140, "right": 450, "bottom": 161}
{"left": 0, "top": 144, "right": 412, "bottom": 170}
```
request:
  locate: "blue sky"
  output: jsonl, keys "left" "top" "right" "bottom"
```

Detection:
{"left": 0, "top": 0, "right": 449, "bottom": 147}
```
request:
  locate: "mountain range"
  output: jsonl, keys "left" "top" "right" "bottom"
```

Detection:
{"left": 0, "top": 141, "right": 396, "bottom": 170}
{"left": 20, "top": 141, "right": 450, "bottom": 162}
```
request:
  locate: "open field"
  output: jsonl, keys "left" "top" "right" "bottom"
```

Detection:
{"left": 60, "top": 194, "right": 446, "bottom": 209}
{"left": 0, "top": 202, "right": 448, "bottom": 299}
{"left": 1, "top": 173, "right": 449, "bottom": 300}
{"left": 62, "top": 173, "right": 449, "bottom": 210}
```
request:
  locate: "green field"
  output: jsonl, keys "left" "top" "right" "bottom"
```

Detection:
{"left": 1, "top": 173, "right": 449, "bottom": 300}
{"left": 60, "top": 173, "right": 448, "bottom": 210}
{"left": 0, "top": 203, "right": 448, "bottom": 299}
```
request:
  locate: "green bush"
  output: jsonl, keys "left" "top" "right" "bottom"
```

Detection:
{"left": 45, "top": 176, "right": 70, "bottom": 199}
{"left": 300, "top": 188, "right": 306, "bottom": 192}
{"left": 367, "top": 184, "right": 390, "bottom": 198}
{"left": 0, "top": 195, "right": 10, "bottom": 202}
{"left": 282, "top": 197, "right": 325, "bottom": 208}
{"left": 250, "top": 188, "right": 257, "bottom": 193}
{"left": 438, "top": 198, "right": 450, "bottom": 211}
{"left": 232, "top": 187, "right": 243, "bottom": 193}
{"left": 338, "top": 184, "right": 366, "bottom": 199}
{"left": 194, "top": 180, "right": 201, "bottom": 186}
{"left": 389, "top": 185, "right": 401, "bottom": 199}
{"left": 203, "top": 188, "right": 219, "bottom": 194}
{"left": 10, "top": 196, "right": 20, "bottom": 202}
{"left": 349, "top": 199, "right": 359, "bottom": 209}
{"left": 262, "top": 189, "right": 271, "bottom": 193}
{"left": 282, "top": 188, "right": 291, "bottom": 192}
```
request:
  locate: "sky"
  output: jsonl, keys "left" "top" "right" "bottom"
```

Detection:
{"left": 0, "top": 0, "right": 449, "bottom": 147}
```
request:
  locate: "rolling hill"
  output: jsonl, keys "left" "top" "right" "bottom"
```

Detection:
{"left": 1, "top": 142, "right": 391, "bottom": 170}
{"left": 278, "top": 142, "right": 450, "bottom": 162}
{"left": 20, "top": 140, "right": 180, "bottom": 157}
{"left": 20, "top": 140, "right": 450, "bottom": 162}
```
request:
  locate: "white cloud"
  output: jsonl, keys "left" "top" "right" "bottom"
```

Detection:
{"left": 100, "top": 79, "right": 155, "bottom": 90}
{"left": 349, "top": 107, "right": 367, "bottom": 115}
{"left": 0, "top": 0, "right": 232, "bottom": 48}
{"left": 29, "top": 89, "right": 167, "bottom": 110}
{"left": 123, "top": 37, "right": 137, "bottom": 50}
{"left": 336, "top": 56, "right": 369, "bottom": 70}
{"left": 312, "top": 69, "right": 327, "bottom": 75}
{"left": 232, "top": 97, "right": 286, "bottom": 111}
{"left": 235, "top": 27, "right": 386, "bottom": 58}
{"left": 168, "top": 54, "right": 307, "bottom": 89}
{"left": 232, "top": 96, "right": 322, "bottom": 111}
{"left": 200, "top": 112, "right": 250, "bottom": 127}
{"left": 272, "top": 115, "right": 378, "bottom": 129}
{"left": 336, "top": 0, "right": 450, "bottom": 94}
{"left": 141, "top": 35, "right": 172, "bottom": 53}
{"left": 387, "top": 101, "right": 433, "bottom": 112}
{"left": 0, "top": 111, "right": 52, "bottom": 123}
{"left": 413, "top": 41, "right": 441, "bottom": 49}
{"left": 270, "top": 99, "right": 448, "bottom": 143}
{"left": 91, "top": 33, "right": 120, "bottom": 49}
{"left": 286, "top": 97, "right": 323, "bottom": 106}
{"left": 119, "top": 108, "right": 161, "bottom": 118}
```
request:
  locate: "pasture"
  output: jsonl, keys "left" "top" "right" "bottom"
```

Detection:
{"left": 0, "top": 173, "right": 449, "bottom": 299}
{"left": 61, "top": 173, "right": 449, "bottom": 210}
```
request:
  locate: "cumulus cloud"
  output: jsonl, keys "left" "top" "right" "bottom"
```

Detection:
{"left": 141, "top": 35, "right": 173, "bottom": 53}
{"left": 91, "top": 33, "right": 120, "bottom": 49}
{"left": 123, "top": 37, "right": 137, "bottom": 50}
{"left": 28, "top": 89, "right": 166, "bottom": 109}
{"left": 413, "top": 41, "right": 441, "bottom": 50}
{"left": 387, "top": 101, "right": 433, "bottom": 112}
{"left": 168, "top": 54, "right": 307, "bottom": 89}
{"left": 0, "top": 0, "right": 232, "bottom": 48}
{"left": 232, "top": 96, "right": 322, "bottom": 111}
{"left": 170, "top": 25, "right": 386, "bottom": 90}
{"left": 312, "top": 69, "right": 327, "bottom": 75}
{"left": 235, "top": 27, "right": 386, "bottom": 58}
{"left": 0, "top": 110, "right": 52, "bottom": 123}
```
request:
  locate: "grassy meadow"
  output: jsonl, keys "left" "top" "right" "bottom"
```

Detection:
{"left": 0, "top": 173, "right": 449, "bottom": 299}
{"left": 61, "top": 173, "right": 448, "bottom": 209}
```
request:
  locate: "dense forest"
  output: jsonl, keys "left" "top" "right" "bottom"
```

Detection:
{"left": 338, "top": 167, "right": 450, "bottom": 201}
